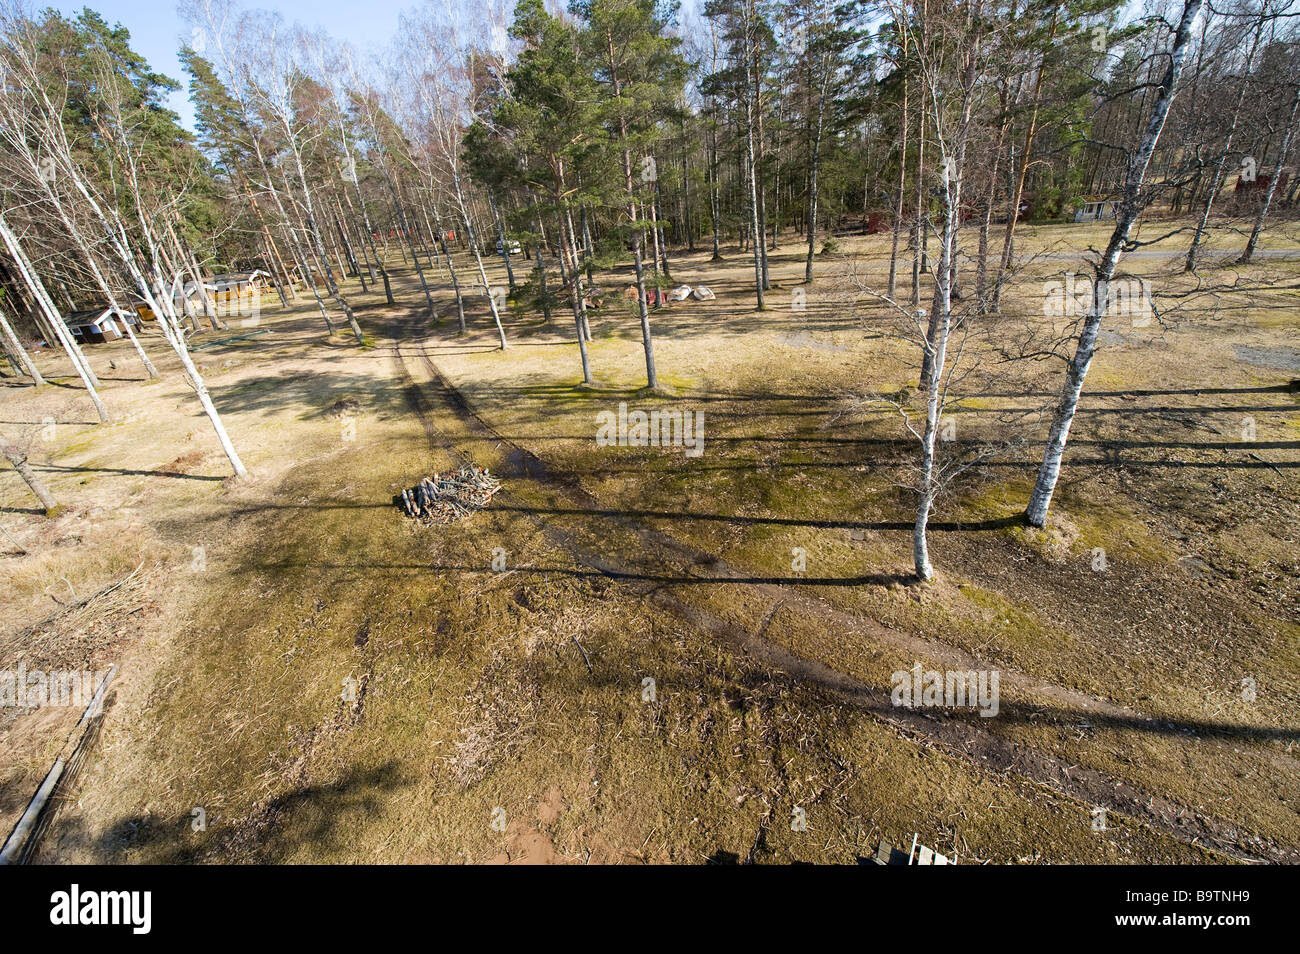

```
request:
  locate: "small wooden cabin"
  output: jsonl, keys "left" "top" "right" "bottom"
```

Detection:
{"left": 1074, "top": 199, "right": 1119, "bottom": 222}
{"left": 63, "top": 307, "right": 137, "bottom": 344}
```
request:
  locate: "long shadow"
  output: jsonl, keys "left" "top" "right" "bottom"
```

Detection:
{"left": 0, "top": 418, "right": 102, "bottom": 427}
{"left": 555, "top": 457, "right": 1294, "bottom": 477}
{"left": 954, "top": 404, "right": 1300, "bottom": 415}
{"left": 225, "top": 501, "right": 393, "bottom": 516}
{"left": 445, "top": 382, "right": 1298, "bottom": 425}
{"left": 485, "top": 503, "right": 1027, "bottom": 533}
{"left": 0, "top": 378, "right": 81, "bottom": 392}
{"left": 55, "top": 759, "right": 409, "bottom": 863}
{"left": 488, "top": 452, "right": 1299, "bottom": 473}
{"left": 241, "top": 557, "right": 917, "bottom": 588}
{"left": 34, "top": 463, "right": 226, "bottom": 482}
{"left": 466, "top": 381, "right": 1299, "bottom": 405}
{"left": 432, "top": 340, "right": 573, "bottom": 353}
{"left": 487, "top": 431, "right": 1300, "bottom": 452}
{"left": 532, "top": 621, "right": 1300, "bottom": 749}
{"left": 958, "top": 383, "right": 1300, "bottom": 400}
{"left": 825, "top": 687, "right": 1300, "bottom": 744}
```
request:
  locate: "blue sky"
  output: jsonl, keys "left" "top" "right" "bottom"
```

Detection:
{"left": 48, "top": 0, "right": 421, "bottom": 131}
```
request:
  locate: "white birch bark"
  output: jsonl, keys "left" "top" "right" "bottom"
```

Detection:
{"left": 1027, "top": 0, "right": 1204, "bottom": 526}
{"left": 0, "top": 217, "right": 109, "bottom": 422}
{"left": 1, "top": 429, "right": 58, "bottom": 512}
{"left": 1241, "top": 80, "right": 1300, "bottom": 263}
{"left": 1184, "top": 10, "right": 1264, "bottom": 272}
{"left": 0, "top": 302, "right": 44, "bottom": 385}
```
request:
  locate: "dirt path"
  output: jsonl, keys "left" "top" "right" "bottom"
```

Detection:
{"left": 390, "top": 321, "right": 1296, "bottom": 864}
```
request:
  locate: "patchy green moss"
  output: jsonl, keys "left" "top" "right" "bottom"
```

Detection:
{"left": 957, "top": 583, "right": 1063, "bottom": 656}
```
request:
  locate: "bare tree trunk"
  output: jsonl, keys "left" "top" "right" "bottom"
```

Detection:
{"left": 753, "top": 55, "right": 770, "bottom": 290}
{"left": 652, "top": 174, "right": 671, "bottom": 280}
{"left": 490, "top": 193, "right": 516, "bottom": 288}
{"left": 532, "top": 214, "right": 553, "bottom": 323}
{"left": 602, "top": 32, "right": 659, "bottom": 388}
{"left": 0, "top": 218, "right": 109, "bottom": 422}
{"left": 73, "top": 114, "right": 249, "bottom": 475}
{"left": 1241, "top": 84, "right": 1300, "bottom": 262}
{"left": 333, "top": 198, "right": 366, "bottom": 290}
{"left": 994, "top": 14, "right": 1058, "bottom": 310}
{"left": 911, "top": 0, "right": 983, "bottom": 581}
{"left": 1186, "top": 12, "right": 1264, "bottom": 272}
{"left": 564, "top": 206, "right": 593, "bottom": 342}
{"left": 261, "top": 238, "right": 290, "bottom": 307}
{"left": 805, "top": 54, "right": 829, "bottom": 284}
{"left": 1, "top": 432, "right": 57, "bottom": 513}
{"left": 1028, "top": 0, "right": 1203, "bottom": 527}
{"left": 976, "top": 87, "right": 1011, "bottom": 302}
{"left": 889, "top": 68, "right": 910, "bottom": 300}
{"left": 239, "top": 176, "right": 294, "bottom": 305}
{"left": 912, "top": 83, "right": 926, "bottom": 307}
{"left": 348, "top": 217, "right": 374, "bottom": 291}
{"left": 561, "top": 210, "right": 593, "bottom": 384}
{"left": 743, "top": 17, "right": 766, "bottom": 311}
{"left": 680, "top": 111, "right": 695, "bottom": 253}
{"left": 27, "top": 131, "right": 164, "bottom": 378}
{"left": 182, "top": 245, "right": 224, "bottom": 332}
{"left": 432, "top": 206, "right": 466, "bottom": 333}
{"left": 452, "top": 172, "right": 507, "bottom": 350}
{"left": 709, "top": 107, "right": 723, "bottom": 261}
{"left": 581, "top": 206, "right": 595, "bottom": 284}
{"left": 291, "top": 242, "right": 335, "bottom": 332}
{"left": 915, "top": 178, "right": 958, "bottom": 579}
{"left": 0, "top": 302, "right": 44, "bottom": 384}
{"left": 286, "top": 140, "right": 364, "bottom": 342}
{"left": 420, "top": 206, "right": 446, "bottom": 279}
{"left": 384, "top": 173, "right": 435, "bottom": 316}
{"left": 346, "top": 170, "right": 394, "bottom": 306}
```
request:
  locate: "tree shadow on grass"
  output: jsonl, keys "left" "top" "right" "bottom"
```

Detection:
{"left": 49, "top": 759, "right": 410, "bottom": 863}
{"left": 33, "top": 463, "right": 225, "bottom": 482}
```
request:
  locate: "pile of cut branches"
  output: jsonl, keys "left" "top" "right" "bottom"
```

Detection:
{"left": 397, "top": 466, "right": 501, "bottom": 524}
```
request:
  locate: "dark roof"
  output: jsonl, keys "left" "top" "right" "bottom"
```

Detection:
{"left": 64, "top": 307, "right": 112, "bottom": 324}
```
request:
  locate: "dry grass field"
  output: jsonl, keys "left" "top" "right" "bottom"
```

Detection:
{"left": 1, "top": 217, "right": 1296, "bottom": 864}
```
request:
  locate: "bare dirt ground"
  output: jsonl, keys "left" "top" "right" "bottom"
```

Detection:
{"left": 1, "top": 217, "right": 1296, "bottom": 864}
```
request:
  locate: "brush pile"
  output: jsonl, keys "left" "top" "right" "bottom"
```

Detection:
{"left": 397, "top": 465, "right": 501, "bottom": 524}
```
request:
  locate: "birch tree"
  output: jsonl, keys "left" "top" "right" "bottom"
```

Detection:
{"left": 1026, "top": 0, "right": 1205, "bottom": 526}
{"left": 1183, "top": 0, "right": 1272, "bottom": 272}
{"left": 0, "top": 289, "right": 43, "bottom": 384}
{"left": 0, "top": 216, "right": 110, "bottom": 422}
{"left": 1, "top": 428, "right": 58, "bottom": 513}
{"left": 1240, "top": 60, "right": 1300, "bottom": 261}
{"left": 848, "top": 0, "right": 992, "bottom": 581}
{"left": 1, "top": 5, "right": 249, "bottom": 475}
{"left": 243, "top": 15, "right": 364, "bottom": 342}
{"left": 393, "top": 5, "right": 508, "bottom": 350}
